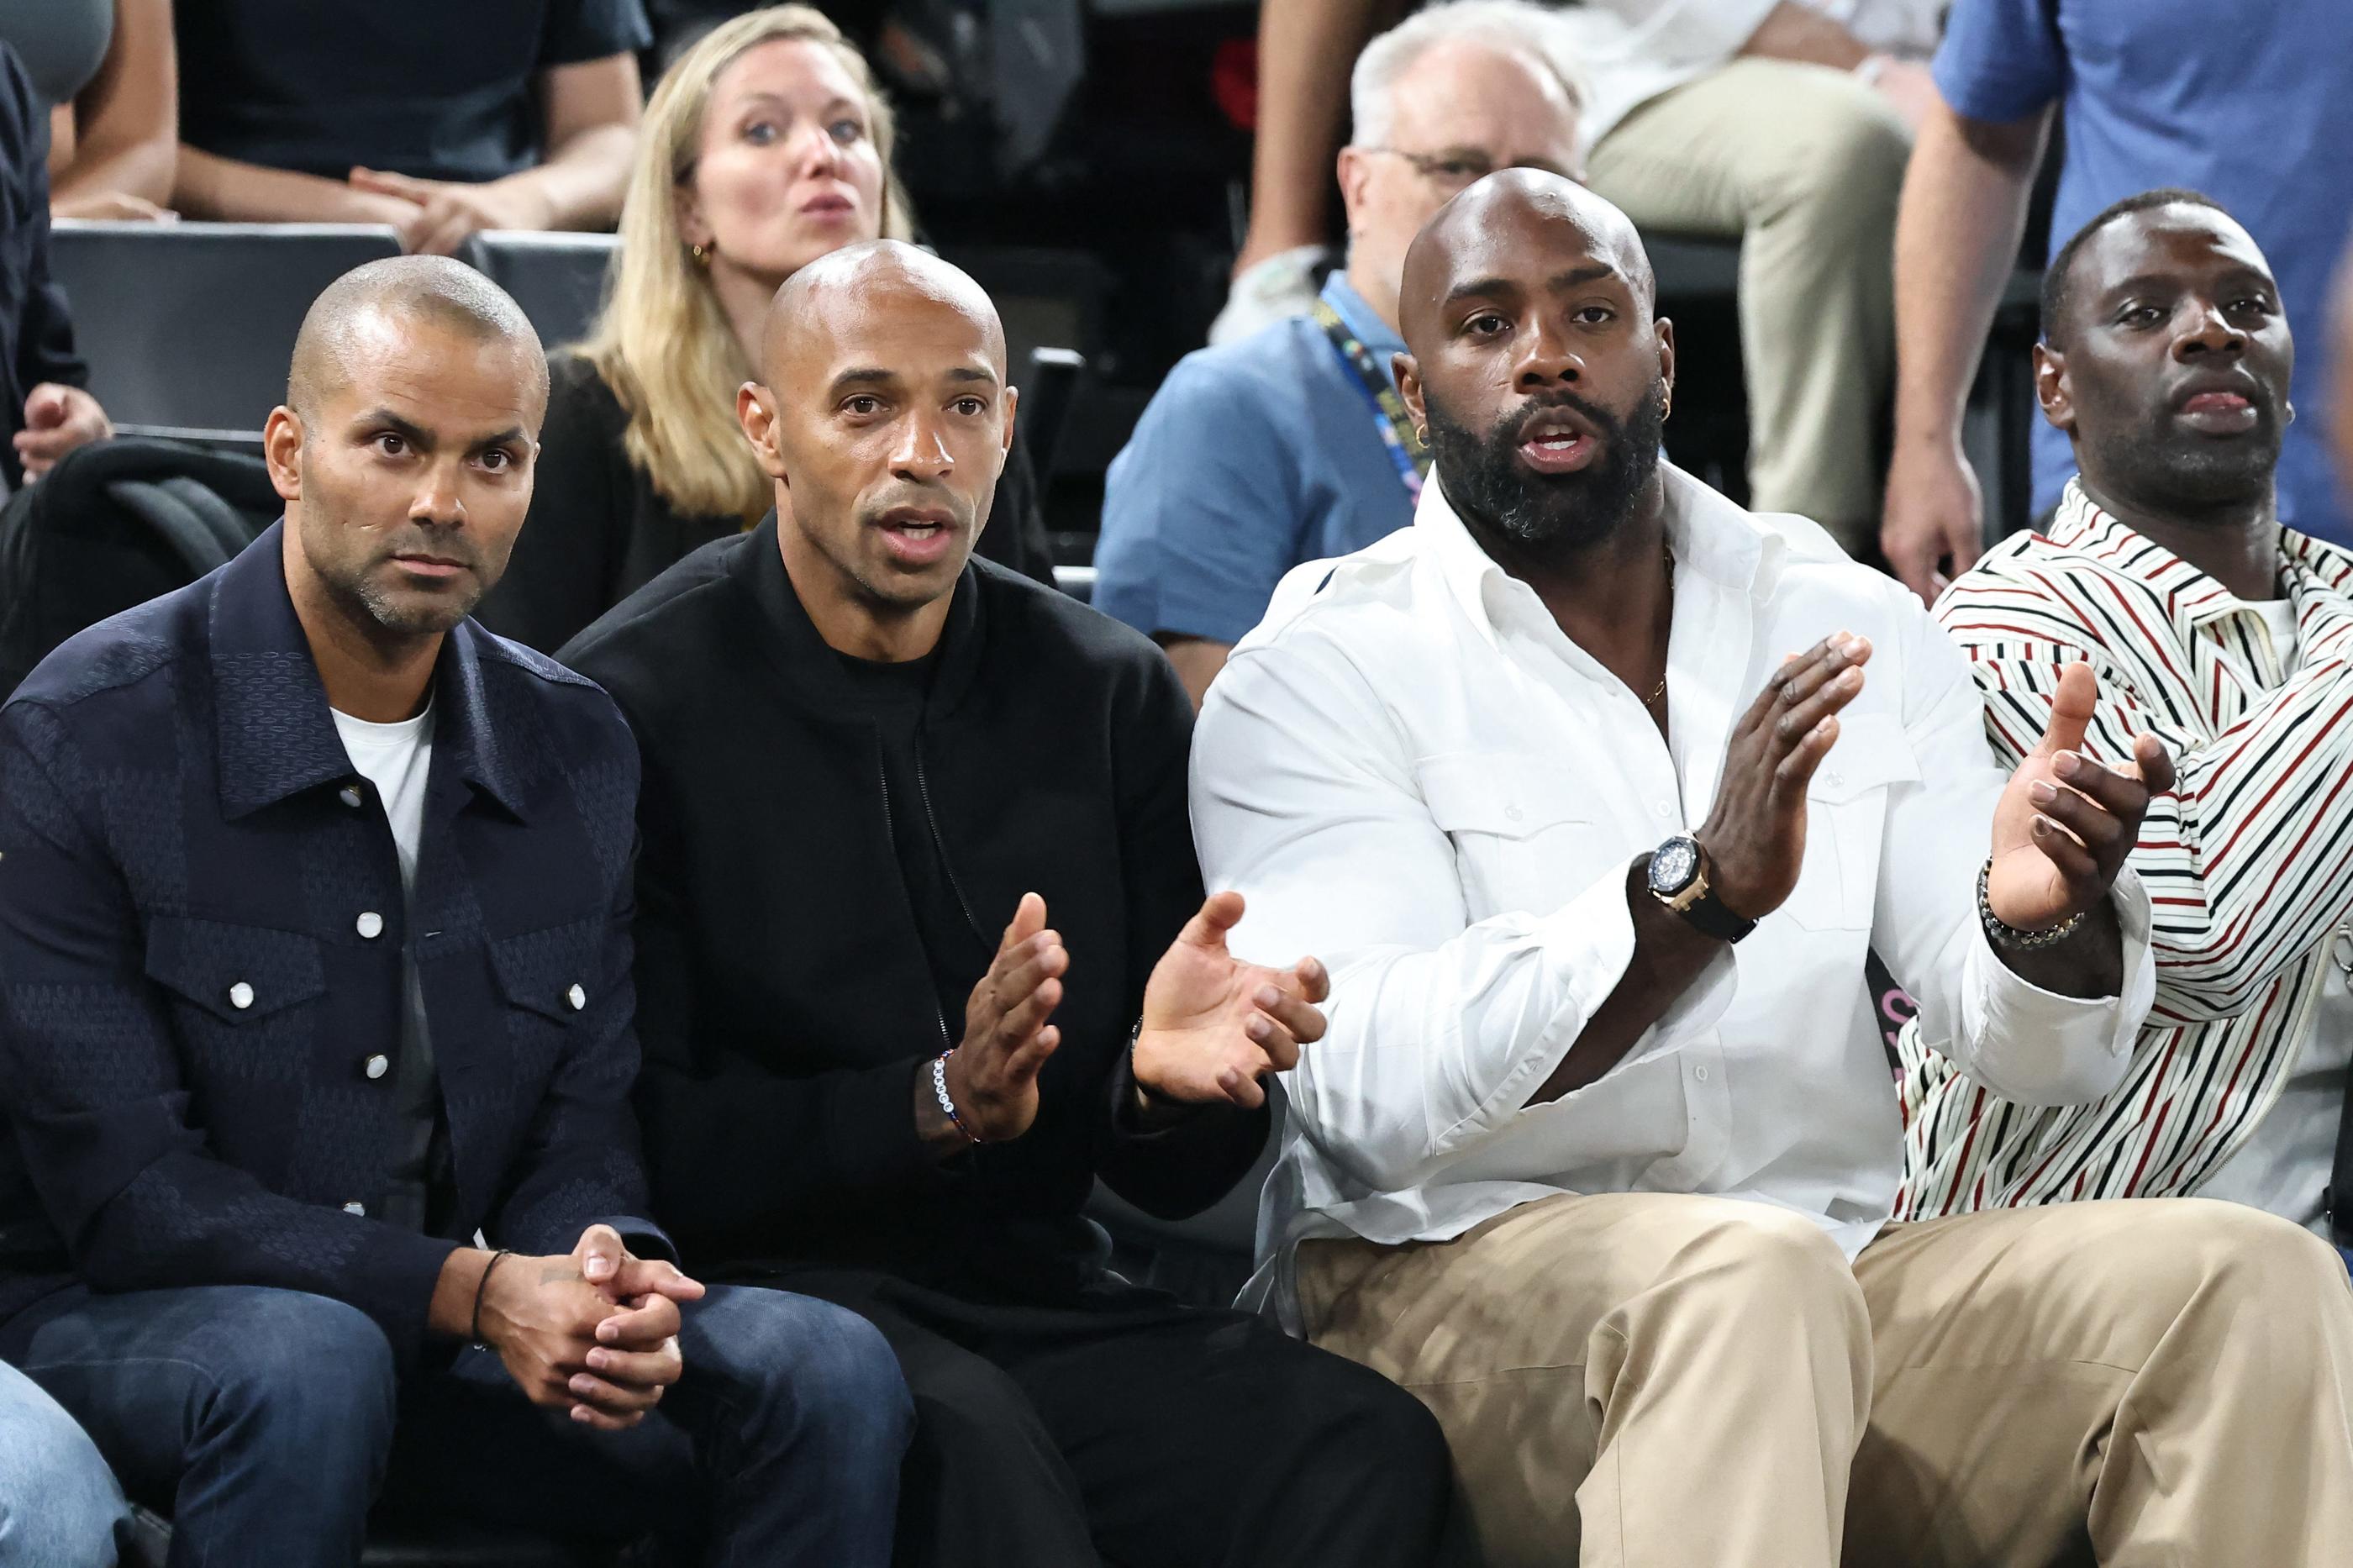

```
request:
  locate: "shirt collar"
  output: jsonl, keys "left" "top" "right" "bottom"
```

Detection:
{"left": 2044, "top": 477, "right": 2350, "bottom": 636}
{"left": 1411, "top": 460, "right": 1782, "bottom": 651}
{"left": 209, "top": 521, "right": 529, "bottom": 822}
{"left": 1319, "top": 271, "right": 1405, "bottom": 363}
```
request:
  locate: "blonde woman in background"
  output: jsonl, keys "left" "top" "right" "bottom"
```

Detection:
{"left": 482, "top": 4, "right": 1053, "bottom": 652}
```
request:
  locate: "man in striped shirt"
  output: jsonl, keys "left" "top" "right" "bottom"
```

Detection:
{"left": 1898, "top": 189, "right": 2353, "bottom": 1269}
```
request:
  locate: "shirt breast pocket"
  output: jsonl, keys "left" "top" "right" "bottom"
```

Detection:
{"left": 143, "top": 916, "right": 328, "bottom": 1071}
{"left": 1416, "top": 752, "right": 1604, "bottom": 921}
{"left": 1784, "top": 714, "right": 1919, "bottom": 932}
{"left": 485, "top": 916, "right": 608, "bottom": 1081}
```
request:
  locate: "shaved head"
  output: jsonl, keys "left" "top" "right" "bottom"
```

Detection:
{"left": 1399, "top": 170, "right": 1654, "bottom": 354}
{"left": 288, "top": 255, "right": 548, "bottom": 429}
{"left": 1392, "top": 170, "right": 1672, "bottom": 561}
{"left": 738, "top": 239, "right": 1018, "bottom": 659}
{"left": 761, "top": 239, "right": 1007, "bottom": 386}
{"left": 266, "top": 256, "right": 550, "bottom": 657}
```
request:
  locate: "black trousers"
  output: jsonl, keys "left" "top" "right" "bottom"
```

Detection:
{"left": 766, "top": 1268, "right": 1453, "bottom": 1568}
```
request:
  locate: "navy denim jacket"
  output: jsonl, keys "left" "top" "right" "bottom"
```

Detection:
{"left": 0, "top": 525, "right": 666, "bottom": 1362}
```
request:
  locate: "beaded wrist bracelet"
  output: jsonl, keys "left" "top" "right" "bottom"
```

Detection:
{"left": 1977, "top": 857, "right": 2086, "bottom": 951}
{"left": 932, "top": 1049, "right": 983, "bottom": 1144}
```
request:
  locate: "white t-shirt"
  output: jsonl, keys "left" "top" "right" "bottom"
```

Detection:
{"left": 2197, "top": 601, "right": 2353, "bottom": 1236}
{"left": 331, "top": 702, "right": 435, "bottom": 893}
{"left": 1557, "top": 1, "right": 1948, "bottom": 148}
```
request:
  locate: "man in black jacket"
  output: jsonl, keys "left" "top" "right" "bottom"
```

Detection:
{"left": 562, "top": 241, "right": 1452, "bottom": 1568}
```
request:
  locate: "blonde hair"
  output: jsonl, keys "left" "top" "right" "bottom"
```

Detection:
{"left": 579, "top": 6, "right": 915, "bottom": 520}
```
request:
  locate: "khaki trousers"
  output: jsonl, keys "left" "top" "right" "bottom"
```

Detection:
{"left": 1298, "top": 1194, "right": 2353, "bottom": 1567}
{"left": 1585, "top": 58, "right": 1912, "bottom": 549}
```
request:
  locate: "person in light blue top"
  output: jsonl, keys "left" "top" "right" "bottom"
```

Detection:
{"left": 0, "top": 1360, "right": 125, "bottom": 1567}
{"left": 1881, "top": 0, "right": 2353, "bottom": 600}
{"left": 1095, "top": 0, "right": 1587, "bottom": 706}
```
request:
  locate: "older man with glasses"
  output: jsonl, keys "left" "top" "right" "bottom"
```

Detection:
{"left": 1092, "top": 0, "right": 1586, "bottom": 708}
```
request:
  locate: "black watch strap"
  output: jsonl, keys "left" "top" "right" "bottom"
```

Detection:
{"left": 1677, "top": 884, "right": 1756, "bottom": 944}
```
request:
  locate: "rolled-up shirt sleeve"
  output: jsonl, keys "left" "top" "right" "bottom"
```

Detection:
{"left": 1870, "top": 585, "right": 2151, "bottom": 1107}
{"left": 1191, "top": 618, "right": 1732, "bottom": 1194}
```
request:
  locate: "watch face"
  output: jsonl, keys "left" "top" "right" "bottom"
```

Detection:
{"left": 1651, "top": 837, "right": 1698, "bottom": 894}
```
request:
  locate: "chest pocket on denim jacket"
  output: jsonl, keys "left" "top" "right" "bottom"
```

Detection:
{"left": 1418, "top": 752, "right": 1602, "bottom": 921}
{"left": 1783, "top": 714, "right": 1919, "bottom": 931}
{"left": 144, "top": 917, "right": 327, "bottom": 1069}
{"left": 485, "top": 916, "right": 607, "bottom": 1076}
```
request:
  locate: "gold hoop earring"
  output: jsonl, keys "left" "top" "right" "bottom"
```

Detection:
{"left": 690, "top": 242, "right": 712, "bottom": 267}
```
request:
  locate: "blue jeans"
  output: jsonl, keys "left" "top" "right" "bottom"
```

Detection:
{"left": 4, "top": 1281, "right": 911, "bottom": 1568}
{"left": 0, "top": 1359, "right": 127, "bottom": 1568}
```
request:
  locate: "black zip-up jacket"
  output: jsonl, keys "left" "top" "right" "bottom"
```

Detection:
{"left": 561, "top": 514, "right": 1268, "bottom": 1301}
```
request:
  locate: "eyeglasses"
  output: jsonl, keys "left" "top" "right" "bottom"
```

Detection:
{"left": 1364, "top": 147, "right": 1571, "bottom": 194}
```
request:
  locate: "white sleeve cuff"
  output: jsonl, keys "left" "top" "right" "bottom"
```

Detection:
{"left": 1520, "top": 875, "right": 1739, "bottom": 1089}
{"left": 1959, "top": 868, "right": 2153, "bottom": 1107}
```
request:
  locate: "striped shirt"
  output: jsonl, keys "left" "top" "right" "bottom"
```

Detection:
{"left": 1896, "top": 480, "right": 2353, "bottom": 1218}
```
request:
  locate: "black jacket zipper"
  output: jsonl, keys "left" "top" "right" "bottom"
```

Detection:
{"left": 878, "top": 737, "right": 955, "bottom": 1053}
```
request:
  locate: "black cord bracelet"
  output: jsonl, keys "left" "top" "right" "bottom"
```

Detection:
{"left": 470, "top": 1248, "right": 513, "bottom": 1350}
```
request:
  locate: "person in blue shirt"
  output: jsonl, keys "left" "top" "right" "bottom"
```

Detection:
{"left": 1878, "top": 0, "right": 2353, "bottom": 600}
{"left": 1093, "top": 0, "right": 1586, "bottom": 705}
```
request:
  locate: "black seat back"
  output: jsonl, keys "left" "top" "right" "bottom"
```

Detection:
{"left": 0, "top": 438, "right": 281, "bottom": 699}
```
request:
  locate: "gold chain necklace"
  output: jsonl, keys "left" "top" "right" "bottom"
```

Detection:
{"left": 1643, "top": 546, "right": 1674, "bottom": 709}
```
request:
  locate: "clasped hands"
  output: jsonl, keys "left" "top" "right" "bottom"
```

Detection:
{"left": 936, "top": 889, "right": 1330, "bottom": 1146}
{"left": 470, "top": 1223, "right": 704, "bottom": 1431}
{"left": 1694, "top": 632, "right": 2174, "bottom": 934}
{"left": 345, "top": 167, "right": 558, "bottom": 257}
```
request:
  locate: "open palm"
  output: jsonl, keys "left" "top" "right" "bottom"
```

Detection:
{"left": 1134, "top": 891, "right": 1330, "bottom": 1108}
{"left": 1987, "top": 661, "right": 2170, "bottom": 929}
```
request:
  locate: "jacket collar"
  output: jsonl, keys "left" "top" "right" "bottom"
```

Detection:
{"left": 210, "top": 521, "right": 531, "bottom": 821}
{"left": 729, "top": 510, "right": 987, "bottom": 720}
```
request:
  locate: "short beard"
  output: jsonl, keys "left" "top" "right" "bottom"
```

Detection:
{"left": 302, "top": 517, "right": 482, "bottom": 640}
{"left": 2082, "top": 405, "right": 2282, "bottom": 513}
{"left": 346, "top": 572, "right": 475, "bottom": 637}
{"left": 1426, "top": 379, "right": 1666, "bottom": 558}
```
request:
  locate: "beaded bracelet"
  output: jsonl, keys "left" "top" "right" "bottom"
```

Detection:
{"left": 1977, "top": 858, "right": 2086, "bottom": 950}
{"left": 932, "top": 1049, "right": 984, "bottom": 1144}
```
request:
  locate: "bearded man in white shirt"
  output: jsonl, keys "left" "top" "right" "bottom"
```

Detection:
{"left": 1191, "top": 170, "right": 2353, "bottom": 1568}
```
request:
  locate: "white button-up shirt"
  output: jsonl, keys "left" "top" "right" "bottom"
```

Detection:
{"left": 1191, "top": 464, "right": 2156, "bottom": 1326}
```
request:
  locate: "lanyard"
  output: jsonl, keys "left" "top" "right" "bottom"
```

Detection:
{"left": 1313, "top": 299, "right": 1430, "bottom": 506}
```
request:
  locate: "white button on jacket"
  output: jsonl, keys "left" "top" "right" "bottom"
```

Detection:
{"left": 1191, "top": 463, "right": 2155, "bottom": 1328}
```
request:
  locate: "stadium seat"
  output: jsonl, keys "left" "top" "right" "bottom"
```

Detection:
{"left": 461, "top": 231, "right": 621, "bottom": 355}
{"left": 48, "top": 224, "right": 624, "bottom": 441}
{"left": 50, "top": 220, "right": 403, "bottom": 436}
{"left": 1645, "top": 234, "right": 1742, "bottom": 303}
{"left": 934, "top": 245, "right": 1110, "bottom": 401}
